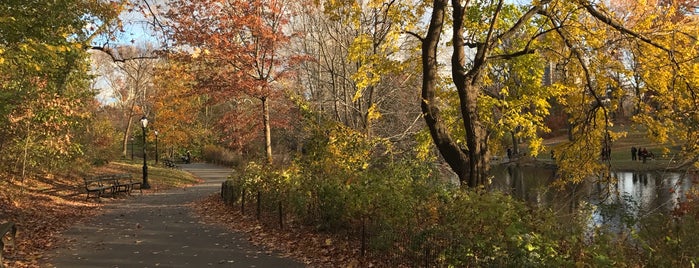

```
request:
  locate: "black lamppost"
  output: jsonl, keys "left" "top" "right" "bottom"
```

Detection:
{"left": 140, "top": 116, "right": 151, "bottom": 189}
{"left": 154, "top": 130, "right": 159, "bottom": 164}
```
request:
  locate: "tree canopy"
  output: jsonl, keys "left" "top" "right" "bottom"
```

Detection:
{"left": 408, "top": 0, "right": 699, "bottom": 186}
{"left": 0, "top": 0, "right": 122, "bottom": 177}
{"left": 4, "top": 0, "right": 698, "bottom": 185}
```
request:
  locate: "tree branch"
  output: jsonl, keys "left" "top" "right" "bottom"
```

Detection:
{"left": 142, "top": 0, "right": 167, "bottom": 31}
{"left": 404, "top": 30, "right": 424, "bottom": 42}
{"left": 495, "top": 0, "right": 551, "bottom": 43}
{"left": 578, "top": 1, "right": 671, "bottom": 53}
{"left": 488, "top": 25, "right": 559, "bottom": 61}
{"left": 488, "top": 48, "right": 536, "bottom": 60}
{"left": 484, "top": 0, "right": 505, "bottom": 49}
{"left": 90, "top": 46, "right": 160, "bottom": 63}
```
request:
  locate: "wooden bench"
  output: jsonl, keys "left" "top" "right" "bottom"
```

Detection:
{"left": 84, "top": 174, "right": 138, "bottom": 200}
{"left": 115, "top": 173, "right": 142, "bottom": 195}
{"left": 163, "top": 159, "right": 180, "bottom": 169}
{"left": 94, "top": 175, "right": 127, "bottom": 196}
{"left": 83, "top": 177, "right": 112, "bottom": 200}
{"left": 0, "top": 222, "right": 17, "bottom": 268}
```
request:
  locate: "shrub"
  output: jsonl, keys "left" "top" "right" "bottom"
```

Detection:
{"left": 201, "top": 144, "right": 242, "bottom": 167}
{"left": 220, "top": 109, "right": 697, "bottom": 266}
{"left": 634, "top": 188, "right": 699, "bottom": 266}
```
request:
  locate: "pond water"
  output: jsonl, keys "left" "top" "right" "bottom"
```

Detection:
{"left": 489, "top": 165, "right": 698, "bottom": 227}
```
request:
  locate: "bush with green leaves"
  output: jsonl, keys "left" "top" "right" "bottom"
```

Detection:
{"left": 221, "top": 105, "right": 699, "bottom": 266}
{"left": 227, "top": 124, "right": 579, "bottom": 265}
{"left": 633, "top": 188, "right": 699, "bottom": 267}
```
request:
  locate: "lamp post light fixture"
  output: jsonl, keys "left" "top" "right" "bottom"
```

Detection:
{"left": 154, "top": 130, "right": 159, "bottom": 164}
{"left": 140, "top": 116, "right": 151, "bottom": 189}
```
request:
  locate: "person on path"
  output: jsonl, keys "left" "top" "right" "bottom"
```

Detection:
{"left": 631, "top": 146, "right": 637, "bottom": 161}
{"left": 507, "top": 147, "right": 512, "bottom": 160}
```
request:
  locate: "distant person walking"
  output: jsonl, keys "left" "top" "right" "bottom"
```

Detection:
{"left": 631, "top": 146, "right": 637, "bottom": 161}
{"left": 184, "top": 150, "right": 192, "bottom": 164}
{"left": 507, "top": 147, "right": 512, "bottom": 160}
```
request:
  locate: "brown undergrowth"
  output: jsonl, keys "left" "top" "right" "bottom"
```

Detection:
{"left": 0, "top": 172, "right": 103, "bottom": 267}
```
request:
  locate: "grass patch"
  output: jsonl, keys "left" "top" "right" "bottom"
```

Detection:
{"left": 106, "top": 161, "right": 201, "bottom": 190}
{"left": 537, "top": 124, "right": 686, "bottom": 171}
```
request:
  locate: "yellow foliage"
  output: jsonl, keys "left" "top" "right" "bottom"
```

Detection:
{"left": 366, "top": 104, "right": 381, "bottom": 122}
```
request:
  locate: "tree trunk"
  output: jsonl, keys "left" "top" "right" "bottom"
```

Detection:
{"left": 421, "top": 0, "right": 494, "bottom": 187}
{"left": 121, "top": 116, "right": 133, "bottom": 158}
{"left": 122, "top": 100, "right": 138, "bottom": 158}
{"left": 421, "top": 0, "right": 470, "bottom": 186}
{"left": 460, "top": 82, "right": 490, "bottom": 187}
{"left": 451, "top": 0, "right": 491, "bottom": 187}
{"left": 262, "top": 96, "right": 273, "bottom": 164}
{"left": 511, "top": 131, "right": 518, "bottom": 155}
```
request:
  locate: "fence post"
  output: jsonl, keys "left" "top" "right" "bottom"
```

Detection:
{"left": 256, "top": 191, "right": 261, "bottom": 220}
{"left": 278, "top": 200, "right": 283, "bottom": 229}
{"left": 361, "top": 217, "right": 366, "bottom": 257}
{"left": 221, "top": 182, "right": 225, "bottom": 200}
{"left": 424, "top": 240, "right": 431, "bottom": 268}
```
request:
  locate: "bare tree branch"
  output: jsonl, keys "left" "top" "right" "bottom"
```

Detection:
{"left": 487, "top": 48, "right": 536, "bottom": 60}
{"left": 404, "top": 30, "right": 424, "bottom": 42}
{"left": 142, "top": 0, "right": 167, "bottom": 31}
{"left": 90, "top": 46, "right": 160, "bottom": 63}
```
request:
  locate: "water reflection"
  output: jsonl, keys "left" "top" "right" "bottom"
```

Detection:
{"left": 490, "top": 165, "right": 557, "bottom": 205}
{"left": 599, "top": 172, "right": 692, "bottom": 216}
{"left": 489, "top": 165, "right": 590, "bottom": 211}
{"left": 490, "top": 165, "right": 696, "bottom": 226}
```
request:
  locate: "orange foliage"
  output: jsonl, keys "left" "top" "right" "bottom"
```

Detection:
{"left": 152, "top": 60, "right": 200, "bottom": 152}
{"left": 165, "top": 0, "right": 300, "bottom": 155}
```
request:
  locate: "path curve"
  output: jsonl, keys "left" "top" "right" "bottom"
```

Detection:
{"left": 44, "top": 163, "right": 304, "bottom": 268}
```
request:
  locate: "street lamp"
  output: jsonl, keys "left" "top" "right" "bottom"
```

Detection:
{"left": 140, "top": 116, "right": 151, "bottom": 189}
{"left": 154, "top": 130, "right": 159, "bottom": 164}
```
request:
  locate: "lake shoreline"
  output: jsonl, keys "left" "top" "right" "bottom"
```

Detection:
{"left": 498, "top": 156, "right": 696, "bottom": 174}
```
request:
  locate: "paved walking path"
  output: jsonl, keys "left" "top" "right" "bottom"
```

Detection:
{"left": 44, "top": 163, "right": 304, "bottom": 268}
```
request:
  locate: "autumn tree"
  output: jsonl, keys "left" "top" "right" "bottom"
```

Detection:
{"left": 601, "top": 0, "right": 699, "bottom": 167}
{"left": 165, "top": 0, "right": 295, "bottom": 164}
{"left": 90, "top": 44, "right": 159, "bottom": 158}
{"left": 403, "top": 0, "right": 699, "bottom": 187}
{"left": 410, "top": 1, "right": 550, "bottom": 187}
{"left": 529, "top": 1, "right": 699, "bottom": 182}
{"left": 0, "top": 0, "right": 122, "bottom": 178}
{"left": 151, "top": 59, "right": 210, "bottom": 158}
